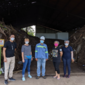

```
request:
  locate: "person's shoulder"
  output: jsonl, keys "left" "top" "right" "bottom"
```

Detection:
{"left": 62, "top": 46, "right": 65, "bottom": 49}
{"left": 29, "top": 45, "right": 31, "bottom": 47}
{"left": 69, "top": 46, "right": 72, "bottom": 48}
{"left": 5, "top": 41, "right": 10, "bottom": 44}
{"left": 44, "top": 43, "right": 47, "bottom": 46}
{"left": 14, "top": 42, "right": 17, "bottom": 44}
{"left": 22, "top": 45, "right": 25, "bottom": 48}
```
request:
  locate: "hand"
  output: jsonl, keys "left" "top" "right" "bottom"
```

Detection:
{"left": 72, "top": 58, "right": 74, "bottom": 63}
{"left": 31, "top": 57, "right": 34, "bottom": 61}
{"left": 22, "top": 59, "right": 25, "bottom": 63}
{"left": 61, "top": 58, "right": 63, "bottom": 62}
{"left": 46, "top": 59, "right": 48, "bottom": 61}
{"left": 4, "top": 58, "right": 7, "bottom": 62}
{"left": 35, "top": 58, "right": 38, "bottom": 61}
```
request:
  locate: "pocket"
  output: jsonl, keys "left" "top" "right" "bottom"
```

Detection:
{"left": 43, "top": 48, "right": 46, "bottom": 52}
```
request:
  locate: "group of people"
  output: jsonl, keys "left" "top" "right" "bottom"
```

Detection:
{"left": 3, "top": 34, "right": 74, "bottom": 85}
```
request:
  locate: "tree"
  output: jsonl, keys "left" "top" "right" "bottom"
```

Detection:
{"left": 21, "top": 26, "right": 35, "bottom": 36}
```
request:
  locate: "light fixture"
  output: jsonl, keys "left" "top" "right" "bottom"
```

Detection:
{"left": 31, "top": 1, "right": 36, "bottom": 4}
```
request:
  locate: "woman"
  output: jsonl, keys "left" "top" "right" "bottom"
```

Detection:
{"left": 21, "top": 38, "right": 33, "bottom": 81}
{"left": 62, "top": 40, "right": 74, "bottom": 78}
{"left": 52, "top": 41, "right": 63, "bottom": 79}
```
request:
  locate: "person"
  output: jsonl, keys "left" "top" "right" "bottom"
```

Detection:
{"left": 35, "top": 36, "right": 48, "bottom": 79}
{"left": 3, "top": 34, "right": 17, "bottom": 85}
{"left": 62, "top": 40, "right": 74, "bottom": 78}
{"left": 52, "top": 41, "right": 63, "bottom": 80}
{"left": 21, "top": 38, "right": 33, "bottom": 81}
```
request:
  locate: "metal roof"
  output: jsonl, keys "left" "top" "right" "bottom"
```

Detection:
{"left": 0, "top": 0, "right": 85, "bottom": 31}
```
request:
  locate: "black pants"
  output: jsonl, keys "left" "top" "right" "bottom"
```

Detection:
{"left": 53, "top": 62, "right": 60, "bottom": 74}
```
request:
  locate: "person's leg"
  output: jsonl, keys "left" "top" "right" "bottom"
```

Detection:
{"left": 53, "top": 62, "right": 58, "bottom": 78}
{"left": 22, "top": 59, "right": 28, "bottom": 78}
{"left": 55, "top": 62, "right": 60, "bottom": 79}
{"left": 42, "top": 59, "right": 46, "bottom": 77}
{"left": 67, "top": 59, "right": 71, "bottom": 76}
{"left": 37, "top": 59, "right": 42, "bottom": 77}
{"left": 27, "top": 59, "right": 32, "bottom": 78}
{"left": 9, "top": 56, "right": 15, "bottom": 79}
{"left": 63, "top": 58, "right": 67, "bottom": 76}
{"left": 4, "top": 58, "right": 11, "bottom": 80}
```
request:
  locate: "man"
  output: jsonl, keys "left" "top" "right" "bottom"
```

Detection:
{"left": 35, "top": 36, "right": 48, "bottom": 79}
{"left": 3, "top": 34, "right": 17, "bottom": 85}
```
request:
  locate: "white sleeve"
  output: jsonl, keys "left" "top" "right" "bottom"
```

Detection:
{"left": 60, "top": 49, "right": 62, "bottom": 51}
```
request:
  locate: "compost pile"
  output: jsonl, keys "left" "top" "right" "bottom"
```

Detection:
{"left": 70, "top": 25, "right": 85, "bottom": 70}
{"left": 0, "top": 21, "right": 64, "bottom": 71}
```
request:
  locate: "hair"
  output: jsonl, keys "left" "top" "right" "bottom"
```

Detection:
{"left": 64, "top": 40, "right": 69, "bottom": 43}
{"left": 24, "top": 38, "right": 29, "bottom": 41}
{"left": 54, "top": 40, "right": 59, "bottom": 44}
{"left": 9, "top": 34, "right": 15, "bottom": 37}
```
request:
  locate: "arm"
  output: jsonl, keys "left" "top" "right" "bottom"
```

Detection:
{"left": 60, "top": 51, "right": 63, "bottom": 57}
{"left": 22, "top": 52, "right": 25, "bottom": 62}
{"left": 60, "top": 48, "right": 63, "bottom": 57}
{"left": 35, "top": 45, "right": 38, "bottom": 61}
{"left": 21, "top": 46, "right": 25, "bottom": 63}
{"left": 45, "top": 45, "right": 48, "bottom": 60}
{"left": 3, "top": 48, "right": 7, "bottom": 62}
{"left": 71, "top": 51, "right": 73, "bottom": 59}
{"left": 71, "top": 51, "right": 74, "bottom": 63}
{"left": 30, "top": 52, "right": 33, "bottom": 61}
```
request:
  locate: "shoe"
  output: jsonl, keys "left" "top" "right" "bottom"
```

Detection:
{"left": 28, "top": 74, "right": 32, "bottom": 78}
{"left": 36, "top": 76, "right": 40, "bottom": 79}
{"left": 22, "top": 77, "right": 25, "bottom": 81}
{"left": 53, "top": 76, "right": 57, "bottom": 78}
{"left": 63, "top": 75, "right": 66, "bottom": 77}
{"left": 42, "top": 76, "right": 46, "bottom": 79}
{"left": 57, "top": 77, "right": 60, "bottom": 80}
{"left": 4, "top": 80, "right": 8, "bottom": 85}
{"left": 8, "top": 78, "right": 15, "bottom": 81}
{"left": 67, "top": 75, "right": 70, "bottom": 78}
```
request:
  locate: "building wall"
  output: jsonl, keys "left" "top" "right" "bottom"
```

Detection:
{"left": 36, "top": 26, "right": 57, "bottom": 33}
{"left": 36, "top": 32, "right": 69, "bottom": 40}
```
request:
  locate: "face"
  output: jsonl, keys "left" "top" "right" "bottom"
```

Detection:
{"left": 54, "top": 41, "right": 59, "bottom": 47}
{"left": 40, "top": 39, "right": 44, "bottom": 43}
{"left": 65, "top": 41, "right": 69, "bottom": 46}
{"left": 25, "top": 39, "right": 29, "bottom": 42}
{"left": 25, "top": 39, "right": 29, "bottom": 44}
{"left": 65, "top": 41, "right": 69, "bottom": 44}
{"left": 10, "top": 35, "right": 15, "bottom": 41}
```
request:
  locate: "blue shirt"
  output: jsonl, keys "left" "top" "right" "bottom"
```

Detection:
{"left": 35, "top": 43, "right": 48, "bottom": 59}
{"left": 62, "top": 46, "right": 73, "bottom": 59}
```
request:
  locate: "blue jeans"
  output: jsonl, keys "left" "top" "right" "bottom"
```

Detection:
{"left": 22, "top": 59, "right": 31, "bottom": 75}
{"left": 63, "top": 58, "right": 71, "bottom": 75}
{"left": 37, "top": 59, "right": 46, "bottom": 76}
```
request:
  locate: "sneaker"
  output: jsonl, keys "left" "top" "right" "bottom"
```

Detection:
{"left": 22, "top": 77, "right": 25, "bottom": 81}
{"left": 63, "top": 75, "right": 66, "bottom": 77}
{"left": 28, "top": 74, "right": 32, "bottom": 78}
{"left": 36, "top": 76, "right": 40, "bottom": 79}
{"left": 67, "top": 75, "right": 70, "bottom": 78}
{"left": 4, "top": 80, "right": 8, "bottom": 85}
{"left": 8, "top": 78, "right": 15, "bottom": 81}
{"left": 42, "top": 76, "right": 46, "bottom": 79}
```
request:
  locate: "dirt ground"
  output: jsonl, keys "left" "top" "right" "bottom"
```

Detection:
{"left": 0, "top": 61, "right": 85, "bottom": 85}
